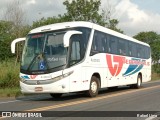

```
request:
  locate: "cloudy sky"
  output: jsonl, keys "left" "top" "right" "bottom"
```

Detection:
{"left": 0, "top": 0, "right": 160, "bottom": 36}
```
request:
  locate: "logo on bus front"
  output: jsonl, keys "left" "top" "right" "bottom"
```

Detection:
{"left": 106, "top": 54, "right": 150, "bottom": 77}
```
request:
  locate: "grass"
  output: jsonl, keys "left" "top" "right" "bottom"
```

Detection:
{"left": 0, "top": 59, "right": 21, "bottom": 97}
{"left": 0, "top": 59, "right": 20, "bottom": 88}
{"left": 151, "top": 73, "right": 160, "bottom": 81}
{"left": 0, "top": 87, "right": 21, "bottom": 97}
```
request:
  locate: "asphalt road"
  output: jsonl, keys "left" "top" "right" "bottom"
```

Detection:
{"left": 0, "top": 80, "right": 160, "bottom": 120}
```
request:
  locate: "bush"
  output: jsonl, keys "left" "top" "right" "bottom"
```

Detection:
{"left": 152, "top": 63, "right": 160, "bottom": 74}
{"left": 0, "top": 59, "right": 20, "bottom": 88}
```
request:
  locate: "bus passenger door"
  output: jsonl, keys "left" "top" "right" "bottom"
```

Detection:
{"left": 68, "top": 36, "right": 83, "bottom": 92}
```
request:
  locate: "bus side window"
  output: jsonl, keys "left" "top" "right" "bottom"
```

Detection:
{"left": 104, "top": 37, "right": 108, "bottom": 53}
{"left": 128, "top": 42, "right": 132, "bottom": 56}
{"left": 106, "top": 35, "right": 110, "bottom": 53}
{"left": 137, "top": 44, "right": 142, "bottom": 58}
{"left": 118, "top": 39, "right": 127, "bottom": 56}
{"left": 101, "top": 37, "right": 106, "bottom": 52}
{"left": 97, "top": 32, "right": 105, "bottom": 53}
{"left": 91, "top": 34, "right": 97, "bottom": 51}
{"left": 144, "top": 46, "right": 150, "bottom": 59}
{"left": 90, "top": 31, "right": 100, "bottom": 55}
{"left": 71, "top": 41, "right": 80, "bottom": 62}
{"left": 132, "top": 43, "right": 137, "bottom": 57}
{"left": 91, "top": 31, "right": 109, "bottom": 54}
{"left": 109, "top": 36, "right": 117, "bottom": 54}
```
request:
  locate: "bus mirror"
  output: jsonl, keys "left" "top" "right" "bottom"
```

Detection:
{"left": 11, "top": 37, "right": 26, "bottom": 54}
{"left": 63, "top": 30, "right": 82, "bottom": 47}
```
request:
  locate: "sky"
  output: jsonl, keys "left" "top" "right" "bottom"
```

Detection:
{"left": 0, "top": 0, "right": 160, "bottom": 37}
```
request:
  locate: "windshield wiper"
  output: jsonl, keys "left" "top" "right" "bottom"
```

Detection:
{"left": 41, "top": 53, "right": 50, "bottom": 71}
{"left": 27, "top": 53, "right": 50, "bottom": 72}
{"left": 27, "top": 54, "right": 39, "bottom": 71}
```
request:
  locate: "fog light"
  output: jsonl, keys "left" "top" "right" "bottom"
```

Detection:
{"left": 62, "top": 85, "right": 65, "bottom": 89}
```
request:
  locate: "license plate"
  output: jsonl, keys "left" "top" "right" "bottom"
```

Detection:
{"left": 35, "top": 87, "right": 43, "bottom": 92}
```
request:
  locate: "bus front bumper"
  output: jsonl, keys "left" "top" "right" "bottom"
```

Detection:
{"left": 20, "top": 80, "right": 69, "bottom": 94}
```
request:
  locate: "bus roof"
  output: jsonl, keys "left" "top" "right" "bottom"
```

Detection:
{"left": 92, "top": 23, "right": 150, "bottom": 47}
{"left": 29, "top": 21, "right": 93, "bottom": 34}
{"left": 29, "top": 21, "right": 150, "bottom": 47}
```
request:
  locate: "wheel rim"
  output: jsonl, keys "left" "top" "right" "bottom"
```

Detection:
{"left": 91, "top": 81, "right": 97, "bottom": 93}
{"left": 138, "top": 77, "right": 141, "bottom": 87}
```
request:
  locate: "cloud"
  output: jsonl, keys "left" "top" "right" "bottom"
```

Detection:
{"left": 0, "top": 0, "right": 160, "bottom": 36}
{"left": 26, "top": 0, "right": 36, "bottom": 5}
{"left": 24, "top": 0, "right": 66, "bottom": 23}
{"left": 114, "top": 0, "right": 160, "bottom": 36}
{"left": 0, "top": 0, "right": 66, "bottom": 24}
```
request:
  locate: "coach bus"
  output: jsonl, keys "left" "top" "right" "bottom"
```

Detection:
{"left": 11, "top": 21, "right": 151, "bottom": 98}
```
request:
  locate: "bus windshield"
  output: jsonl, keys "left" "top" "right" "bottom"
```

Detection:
{"left": 21, "top": 31, "right": 67, "bottom": 71}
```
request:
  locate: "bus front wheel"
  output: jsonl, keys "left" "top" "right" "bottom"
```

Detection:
{"left": 87, "top": 76, "right": 99, "bottom": 97}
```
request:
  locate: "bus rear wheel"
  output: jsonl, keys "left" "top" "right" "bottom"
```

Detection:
{"left": 87, "top": 76, "right": 99, "bottom": 97}
{"left": 131, "top": 74, "right": 142, "bottom": 89}
{"left": 50, "top": 93, "right": 62, "bottom": 98}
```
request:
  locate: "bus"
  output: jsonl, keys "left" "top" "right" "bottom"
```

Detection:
{"left": 11, "top": 21, "right": 151, "bottom": 98}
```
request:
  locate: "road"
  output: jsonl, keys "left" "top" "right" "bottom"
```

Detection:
{"left": 0, "top": 80, "right": 160, "bottom": 120}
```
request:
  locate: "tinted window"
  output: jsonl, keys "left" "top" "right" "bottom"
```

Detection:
{"left": 146, "top": 47, "right": 151, "bottom": 59}
{"left": 136, "top": 44, "right": 150, "bottom": 59}
{"left": 91, "top": 31, "right": 107, "bottom": 54}
{"left": 118, "top": 39, "right": 128, "bottom": 56}
{"left": 71, "top": 41, "right": 80, "bottom": 61}
{"left": 128, "top": 42, "right": 137, "bottom": 57}
{"left": 103, "top": 35, "right": 109, "bottom": 53}
{"left": 76, "top": 27, "right": 91, "bottom": 59}
{"left": 90, "top": 30, "right": 150, "bottom": 59}
{"left": 108, "top": 35, "right": 117, "bottom": 54}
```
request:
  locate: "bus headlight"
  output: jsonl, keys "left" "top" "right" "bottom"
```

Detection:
{"left": 20, "top": 71, "right": 74, "bottom": 85}
{"left": 20, "top": 78, "right": 26, "bottom": 83}
{"left": 52, "top": 71, "right": 74, "bottom": 81}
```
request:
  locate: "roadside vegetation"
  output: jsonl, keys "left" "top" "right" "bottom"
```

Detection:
{"left": 0, "top": 59, "right": 19, "bottom": 89}
{"left": 0, "top": 59, "right": 21, "bottom": 97}
{"left": 0, "top": 0, "right": 160, "bottom": 97}
{"left": 152, "top": 73, "right": 160, "bottom": 81}
{"left": 0, "top": 87, "right": 20, "bottom": 97}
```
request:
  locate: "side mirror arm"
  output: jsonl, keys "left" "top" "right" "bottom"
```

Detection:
{"left": 63, "top": 30, "right": 82, "bottom": 47}
{"left": 11, "top": 37, "right": 26, "bottom": 54}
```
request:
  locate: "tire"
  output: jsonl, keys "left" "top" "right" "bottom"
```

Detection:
{"left": 132, "top": 74, "right": 142, "bottom": 89}
{"left": 87, "top": 76, "right": 100, "bottom": 97}
{"left": 50, "top": 93, "right": 62, "bottom": 98}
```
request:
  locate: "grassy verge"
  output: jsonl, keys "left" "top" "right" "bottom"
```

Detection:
{"left": 0, "top": 59, "right": 20, "bottom": 88}
{"left": 151, "top": 73, "right": 160, "bottom": 81}
{"left": 0, "top": 59, "right": 21, "bottom": 97}
{"left": 0, "top": 87, "right": 22, "bottom": 97}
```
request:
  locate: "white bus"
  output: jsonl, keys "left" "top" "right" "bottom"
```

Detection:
{"left": 11, "top": 21, "right": 151, "bottom": 98}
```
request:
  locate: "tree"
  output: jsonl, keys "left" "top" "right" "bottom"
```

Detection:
{"left": 3, "top": 0, "right": 28, "bottom": 63}
{"left": 63, "top": 0, "right": 123, "bottom": 33}
{"left": 4, "top": 0, "right": 26, "bottom": 38}
{"left": 32, "top": 0, "right": 123, "bottom": 33}
{"left": 151, "top": 41, "right": 160, "bottom": 63}
{"left": 63, "top": 0, "right": 103, "bottom": 24}
{"left": 133, "top": 31, "right": 159, "bottom": 44}
{"left": 0, "top": 21, "right": 14, "bottom": 61}
{"left": 101, "top": 1, "right": 123, "bottom": 33}
{"left": 134, "top": 31, "right": 160, "bottom": 73}
{"left": 32, "top": 16, "right": 65, "bottom": 29}
{"left": 108, "top": 19, "right": 123, "bottom": 33}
